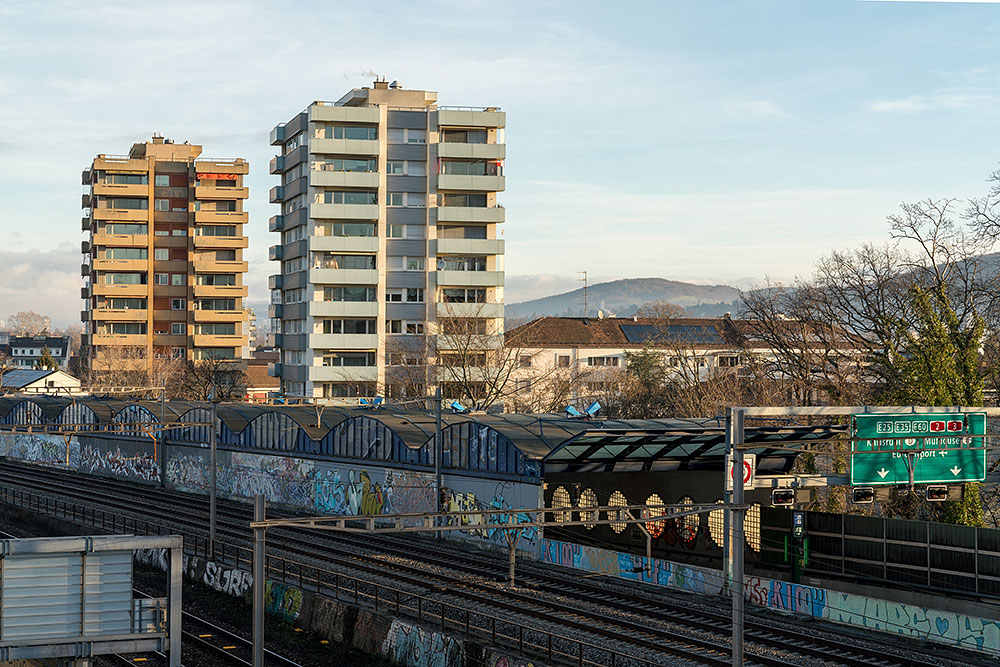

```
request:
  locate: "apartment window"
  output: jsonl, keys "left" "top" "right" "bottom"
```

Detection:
{"left": 519, "top": 355, "right": 532, "bottom": 368}
{"left": 102, "top": 322, "right": 146, "bottom": 335}
{"left": 441, "top": 193, "right": 488, "bottom": 207}
{"left": 385, "top": 290, "right": 402, "bottom": 303}
{"left": 197, "top": 323, "right": 236, "bottom": 335}
{"left": 312, "top": 158, "right": 376, "bottom": 173}
{"left": 103, "top": 272, "right": 146, "bottom": 285}
{"left": 387, "top": 192, "right": 403, "bottom": 207}
{"left": 107, "top": 198, "right": 148, "bottom": 210}
{"left": 154, "top": 228, "right": 169, "bottom": 236}
{"left": 437, "top": 225, "right": 486, "bottom": 239}
{"left": 216, "top": 250, "right": 236, "bottom": 261}
{"left": 106, "top": 173, "right": 149, "bottom": 185}
{"left": 385, "top": 320, "right": 402, "bottom": 334}
{"left": 195, "top": 348, "right": 236, "bottom": 360}
{"left": 387, "top": 128, "right": 425, "bottom": 144}
{"left": 154, "top": 273, "right": 169, "bottom": 285}
{"left": 405, "top": 257, "right": 424, "bottom": 271}
{"left": 388, "top": 224, "right": 403, "bottom": 238}
{"left": 154, "top": 199, "right": 169, "bottom": 211}
{"left": 197, "top": 298, "right": 237, "bottom": 310}
{"left": 154, "top": 174, "right": 169, "bottom": 186}
{"left": 283, "top": 288, "right": 304, "bottom": 304}
{"left": 171, "top": 274, "right": 187, "bottom": 286}
{"left": 100, "top": 223, "right": 147, "bottom": 235}
{"left": 323, "top": 319, "right": 375, "bottom": 334}
{"left": 315, "top": 222, "right": 376, "bottom": 237}
{"left": 406, "top": 161, "right": 426, "bottom": 176}
{"left": 216, "top": 200, "right": 237, "bottom": 212}
{"left": 588, "top": 356, "right": 620, "bottom": 367}
{"left": 171, "top": 322, "right": 186, "bottom": 335}
{"left": 441, "top": 129, "right": 487, "bottom": 144}
{"left": 440, "top": 318, "right": 487, "bottom": 335}
{"left": 405, "top": 322, "right": 424, "bottom": 335}
{"left": 387, "top": 192, "right": 424, "bottom": 208}
{"left": 321, "top": 125, "right": 377, "bottom": 141}
{"left": 154, "top": 248, "right": 169, "bottom": 261}
{"left": 105, "top": 247, "right": 147, "bottom": 259}
{"left": 313, "top": 254, "right": 376, "bottom": 270}
{"left": 440, "top": 288, "right": 486, "bottom": 303}
{"left": 387, "top": 161, "right": 404, "bottom": 175}
{"left": 324, "top": 286, "right": 376, "bottom": 302}
{"left": 283, "top": 131, "right": 307, "bottom": 153}
{"left": 171, "top": 298, "right": 186, "bottom": 310}
{"left": 172, "top": 347, "right": 185, "bottom": 359}
{"left": 557, "top": 355, "right": 571, "bottom": 368}
{"left": 197, "top": 274, "right": 234, "bottom": 286}
{"left": 441, "top": 256, "right": 486, "bottom": 271}
{"left": 171, "top": 227, "right": 187, "bottom": 236}
{"left": 197, "top": 225, "right": 237, "bottom": 237}
{"left": 322, "top": 191, "right": 377, "bottom": 205}
{"left": 442, "top": 160, "right": 499, "bottom": 176}
{"left": 514, "top": 380, "right": 531, "bottom": 392}
{"left": 322, "top": 352, "right": 376, "bottom": 367}
{"left": 406, "top": 288, "right": 424, "bottom": 303}
{"left": 718, "top": 355, "right": 741, "bottom": 367}
{"left": 105, "top": 298, "right": 146, "bottom": 310}
{"left": 282, "top": 257, "right": 307, "bottom": 274}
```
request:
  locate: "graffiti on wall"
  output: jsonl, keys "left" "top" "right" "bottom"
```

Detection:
{"left": 264, "top": 581, "right": 304, "bottom": 623}
{"left": 542, "top": 539, "right": 1000, "bottom": 655}
{"left": 166, "top": 454, "right": 208, "bottom": 493}
{"left": 443, "top": 480, "right": 539, "bottom": 551}
{"left": 224, "top": 452, "right": 314, "bottom": 506}
{"left": 81, "top": 445, "right": 159, "bottom": 483}
{"left": 380, "top": 618, "right": 463, "bottom": 667}
{"left": 0, "top": 432, "right": 78, "bottom": 467}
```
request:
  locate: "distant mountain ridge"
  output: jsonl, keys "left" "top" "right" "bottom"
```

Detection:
{"left": 506, "top": 277, "right": 742, "bottom": 320}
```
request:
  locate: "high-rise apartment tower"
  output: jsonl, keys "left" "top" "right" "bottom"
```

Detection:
{"left": 268, "top": 80, "right": 506, "bottom": 398}
{"left": 81, "top": 136, "right": 250, "bottom": 380}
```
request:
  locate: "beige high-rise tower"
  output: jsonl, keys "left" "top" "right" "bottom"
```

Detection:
{"left": 268, "top": 80, "right": 506, "bottom": 399}
{"left": 81, "top": 135, "right": 250, "bottom": 381}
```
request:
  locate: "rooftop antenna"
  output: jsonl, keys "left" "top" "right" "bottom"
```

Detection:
{"left": 579, "top": 270, "right": 588, "bottom": 317}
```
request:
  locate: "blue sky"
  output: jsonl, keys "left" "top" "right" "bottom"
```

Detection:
{"left": 1, "top": 0, "right": 999, "bottom": 326}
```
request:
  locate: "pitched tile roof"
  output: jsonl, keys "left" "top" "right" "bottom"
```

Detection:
{"left": 508, "top": 316, "right": 745, "bottom": 349}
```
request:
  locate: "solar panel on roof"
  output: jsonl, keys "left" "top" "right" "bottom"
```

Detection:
{"left": 620, "top": 324, "right": 726, "bottom": 344}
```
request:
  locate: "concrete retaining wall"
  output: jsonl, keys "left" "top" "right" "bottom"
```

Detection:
{"left": 541, "top": 538, "right": 1000, "bottom": 655}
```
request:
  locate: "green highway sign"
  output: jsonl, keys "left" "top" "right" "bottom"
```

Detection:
{"left": 851, "top": 412, "right": 987, "bottom": 486}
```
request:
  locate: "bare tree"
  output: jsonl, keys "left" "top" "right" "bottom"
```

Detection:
{"left": 8, "top": 311, "right": 50, "bottom": 336}
{"left": 177, "top": 356, "right": 248, "bottom": 401}
{"left": 635, "top": 300, "right": 686, "bottom": 319}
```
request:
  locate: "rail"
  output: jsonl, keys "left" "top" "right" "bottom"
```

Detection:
{"left": 438, "top": 105, "right": 502, "bottom": 112}
{"left": 0, "top": 486, "right": 658, "bottom": 667}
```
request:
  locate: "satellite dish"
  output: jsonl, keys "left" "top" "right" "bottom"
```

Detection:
{"left": 436, "top": 259, "right": 447, "bottom": 270}
{"left": 598, "top": 310, "right": 605, "bottom": 319}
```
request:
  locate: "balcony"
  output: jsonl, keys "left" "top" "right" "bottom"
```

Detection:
{"left": 194, "top": 210, "right": 247, "bottom": 224}
{"left": 268, "top": 362, "right": 281, "bottom": 377}
{"left": 193, "top": 334, "right": 245, "bottom": 348}
{"left": 80, "top": 263, "right": 90, "bottom": 277}
{"left": 81, "top": 168, "right": 92, "bottom": 185}
{"left": 437, "top": 143, "right": 506, "bottom": 160}
{"left": 309, "top": 268, "right": 379, "bottom": 285}
{"left": 269, "top": 245, "right": 283, "bottom": 261}
{"left": 437, "top": 174, "right": 505, "bottom": 192}
{"left": 309, "top": 105, "right": 380, "bottom": 124}
{"left": 435, "top": 238, "right": 504, "bottom": 255}
{"left": 93, "top": 182, "right": 149, "bottom": 197}
{"left": 192, "top": 235, "right": 249, "bottom": 249}
{"left": 310, "top": 236, "right": 379, "bottom": 253}
{"left": 435, "top": 302, "right": 504, "bottom": 319}
{"left": 93, "top": 155, "right": 148, "bottom": 172}
{"left": 269, "top": 155, "right": 284, "bottom": 174}
{"left": 193, "top": 309, "right": 245, "bottom": 323}
{"left": 436, "top": 334, "right": 503, "bottom": 351}
{"left": 309, "top": 203, "right": 379, "bottom": 220}
{"left": 192, "top": 258, "right": 249, "bottom": 273}
{"left": 92, "top": 258, "right": 148, "bottom": 271}
{"left": 268, "top": 304, "right": 283, "bottom": 319}
{"left": 92, "top": 233, "right": 149, "bottom": 247}
{"left": 436, "top": 206, "right": 504, "bottom": 223}
{"left": 92, "top": 333, "right": 148, "bottom": 346}
{"left": 270, "top": 124, "right": 285, "bottom": 146}
{"left": 308, "top": 366, "right": 378, "bottom": 383}
{"left": 195, "top": 158, "right": 249, "bottom": 175}
{"left": 308, "top": 334, "right": 379, "bottom": 350}
{"left": 268, "top": 274, "right": 283, "bottom": 290}
{"left": 438, "top": 108, "right": 505, "bottom": 128}
{"left": 82, "top": 217, "right": 92, "bottom": 232}
{"left": 81, "top": 286, "right": 90, "bottom": 298}
{"left": 89, "top": 308, "right": 149, "bottom": 322}
{"left": 192, "top": 284, "right": 248, "bottom": 298}
{"left": 436, "top": 270, "right": 504, "bottom": 287}
{"left": 309, "top": 138, "right": 379, "bottom": 157}
{"left": 93, "top": 207, "right": 149, "bottom": 222}
{"left": 81, "top": 240, "right": 91, "bottom": 254}
{"left": 269, "top": 185, "right": 283, "bottom": 203}
{"left": 309, "top": 301, "right": 379, "bottom": 318}
{"left": 269, "top": 215, "right": 284, "bottom": 232}
{"left": 310, "top": 170, "right": 379, "bottom": 189}
{"left": 92, "top": 283, "right": 149, "bottom": 297}
{"left": 194, "top": 184, "right": 248, "bottom": 200}
{"left": 270, "top": 333, "right": 283, "bottom": 348}
{"left": 82, "top": 193, "right": 91, "bottom": 208}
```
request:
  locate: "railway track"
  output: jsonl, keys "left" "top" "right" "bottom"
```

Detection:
{"left": 0, "top": 459, "right": 987, "bottom": 667}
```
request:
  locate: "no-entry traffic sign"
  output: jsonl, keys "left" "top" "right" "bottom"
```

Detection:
{"left": 725, "top": 453, "right": 756, "bottom": 490}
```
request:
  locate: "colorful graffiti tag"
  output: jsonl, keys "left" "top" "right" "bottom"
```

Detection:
{"left": 542, "top": 539, "right": 1000, "bottom": 655}
{"left": 443, "top": 480, "right": 538, "bottom": 551}
{"left": 81, "top": 445, "right": 159, "bottom": 483}
{"left": 380, "top": 618, "right": 463, "bottom": 667}
{"left": 0, "top": 432, "right": 78, "bottom": 466}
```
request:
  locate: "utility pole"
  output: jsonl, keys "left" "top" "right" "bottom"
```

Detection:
{"left": 159, "top": 379, "right": 166, "bottom": 488}
{"left": 578, "top": 270, "right": 588, "bottom": 317}
{"left": 729, "top": 407, "right": 745, "bottom": 667}
{"left": 209, "top": 394, "right": 218, "bottom": 556}
{"left": 252, "top": 494, "right": 265, "bottom": 667}
{"left": 435, "top": 385, "right": 442, "bottom": 539}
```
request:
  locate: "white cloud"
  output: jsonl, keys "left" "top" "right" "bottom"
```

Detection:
{"left": 726, "top": 100, "right": 793, "bottom": 119}
{"left": 869, "top": 92, "right": 994, "bottom": 112}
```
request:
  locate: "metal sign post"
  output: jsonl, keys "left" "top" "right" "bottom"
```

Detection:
{"left": 252, "top": 494, "right": 265, "bottom": 667}
{"left": 728, "top": 407, "right": 745, "bottom": 667}
{"left": 209, "top": 398, "right": 218, "bottom": 555}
